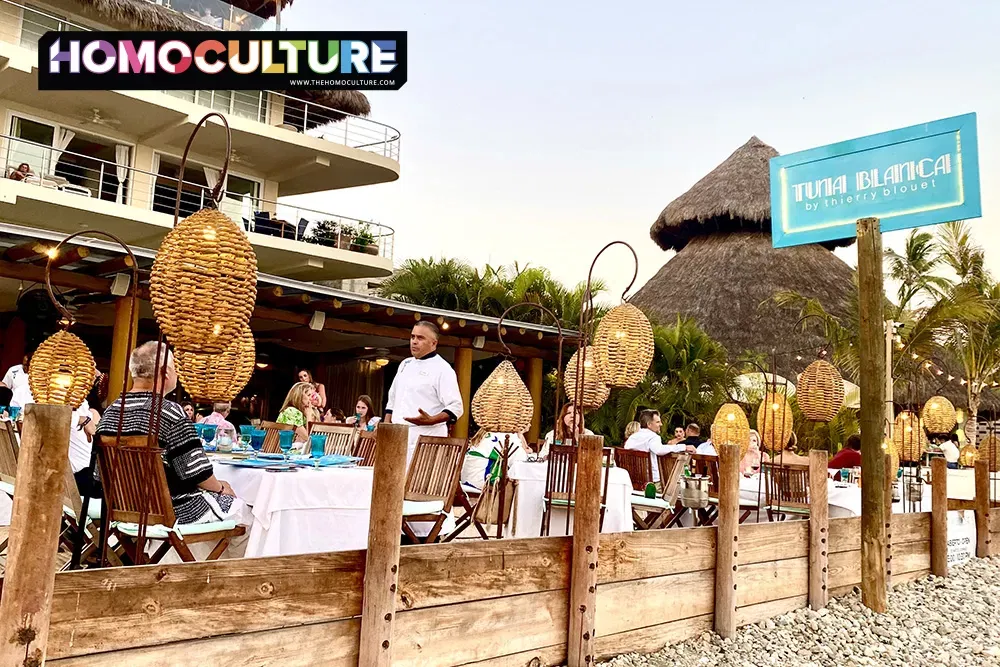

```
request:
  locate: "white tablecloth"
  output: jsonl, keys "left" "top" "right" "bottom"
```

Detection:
{"left": 506, "top": 461, "right": 633, "bottom": 537}
{"left": 737, "top": 474, "right": 938, "bottom": 518}
{"left": 0, "top": 489, "right": 11, "bottom": 526}
{"left": 214, "top": 461, "right": 374, "bottom": 557}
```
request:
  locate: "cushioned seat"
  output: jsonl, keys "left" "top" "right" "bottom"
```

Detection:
{"left": 63, "top": 498, "right": 102, "bottom": 522}
{"left": 115, "top": 520, "right": 238, "bottom": 540}
{"left": 402, "top": 500, "right": 445, "bottom": 516}
{"left": 0, "top": 480, "right": 13, "bottom": 496}
{"left": 629, "top": 492, "right": 670, "bottom": 510}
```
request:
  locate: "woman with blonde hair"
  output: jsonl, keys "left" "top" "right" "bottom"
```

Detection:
{"left": 623, "top": 420, "right": 641, "bottom": 442}
{"left": 276, "top": 382, "right": 314, "bottom": 444}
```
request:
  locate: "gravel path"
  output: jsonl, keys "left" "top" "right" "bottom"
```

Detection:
{"left": 600, "top": 559, "right": 1000, "bottom": 667}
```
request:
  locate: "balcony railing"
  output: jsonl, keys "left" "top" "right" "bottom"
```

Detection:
{"left": 3, "top": 0, "right": 401, "bottom": 160}
{"left": 0, "top": 133, "right": 395, "bottom": 260}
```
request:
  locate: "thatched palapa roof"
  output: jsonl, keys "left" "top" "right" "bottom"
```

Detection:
{"left": 634, "top": 136, "right": 856, "bottom": 378}
{"left": 632, "top": 232, "right": 854, "bottom": 373}
{"left": 650, "top": 136, "right": 852, "bottom": 252}
{"left": 71, "top": 0, "right": 370, "bottom": 122}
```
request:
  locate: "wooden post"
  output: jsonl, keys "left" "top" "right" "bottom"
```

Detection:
{"left": 453, "top": 347, "right": 473, "bottom": 439}
{"left": 107, "top": 296, "right": 139, "bottom": 405}
{"left": 358, "top": 423, "right": 409, "bottom": 666}
{"left": 856, "top": 216, "right": 888, "bottom": 612}
{"left": 566, "top": 434, "right": 603, "bottom": 667}
{"left": 931, "top": 456, "right": 948, "bottom": 577}
{"left": 715, "top": 443, "right": 740, "bottom": 638}
{"left": 975, "top": 458, "right": 990, "bottom": 558}
{"left": 527, "top": 357, "right": 544, "bottom": 443}
{"left": 808, "top": 449, "right": 829, "bottom": 610}
{"left": 0, "top": 404, "right": 73, "bottom": 667}
{"left": 884, "top": 452, "right": 894, "bottom": 589}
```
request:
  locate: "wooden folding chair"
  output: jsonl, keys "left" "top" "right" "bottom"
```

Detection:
{"left": 0, "top": 419, "right": 18, "bottom": 479}
{"left": 762, "top": 462, "right": 811, "bottom": 521}
{"left": 260, "top": 420, "right": 295, "bottom": 454}
{"left": 614, "top": 448, "right": 669, "bottom": 530}
{"left": 686, "top": 453, "right": 756, "bottom": 525}
{"left": 353, "top": 432, "right": 377, "bottom": 466}
{"left": 541, "top": 444, "right": 611, "bottom": 536}
{"left": 97, "top": 435, "right": 245, "bottom": 564}
{"left": 400, "top": 436, "right": 466, "bottom": 544}
{"left": 59, "top": 465, "right": 123, "bottom": 569}
{"left": 656, "top": 452, "right": 690, "bottom": 528}
{"left": 308, "top": 423, "right": 358, "bottom": 456}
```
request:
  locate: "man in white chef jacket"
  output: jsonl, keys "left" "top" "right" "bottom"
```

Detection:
{"left": 384, "top": 321, "right": 464, "bottom": 468}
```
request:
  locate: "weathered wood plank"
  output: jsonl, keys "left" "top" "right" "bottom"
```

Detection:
{"left": 736, "top": 557, "right": 808, "bottom": 608}
{"left": 594, "top": 613, "right": 714, "bottom": 661}
{"left": 892, "top": 569, "right": 930, "bottom": 587}
{"left": 460, "top": 644, "right": 566, "bottom": 667}
{"left": 47, "top": 551, "right": 366, "bottom": 658}
{"left": 829, "top": 550, "right": 861, "bottom": 591}
{"left": 931, "top": 458, "right": 948, "bottom": 577}
{"left": 393, "top": 589, "right": 568, "bottom": 667}
{"left": 829, "top": 517, "right": 861, "bottom": 553}
{"left": 809, "top": 450, "right": 829, "bottom": 610}
{"left": 714, "top": 443, "right": 740, "bottom": 639}
{"left": 976, "top": 460, "right": 990, "bottom": 558}
{"left": 735, "top": 594, "right": 808, "bottom": 627}
{"left": 397, "top": 537, "right": 570, "bottom": 610}
{"left": 597, "top": 528, "right": 716, "bottom": 582}
{"left": 890, "top": 513, "right": 931, "bottom": 544}
{"left": 738, "top": 521, "right": 808, "bottom": 564}
{"left": 989, "top": 508, "right": 1000, "bottom": 532}
{"left": 48, "top": 618, "right": 362, "bottom": 667}
{"left": 892, "top": 540, "right": 931, "bottom": 576}
{"left": 596, "top": 570, "right": 714, "bottom": 637}
{"left": 830, "top": 584, "right": 858, "bottom": 598}
{"left": 567, "top": 433, "right": 603, "bottom": 667}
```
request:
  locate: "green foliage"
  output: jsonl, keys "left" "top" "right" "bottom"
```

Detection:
{"left": 305, "top": 219, "right": 339, "bottom": 247}
{"left": 352, "top": 223, "right": 376, "bottom": 246}
{"left": 377, "top": 257, "right": 605, "bottom": 330}
{"left": 588, "top": 317, "right": 731, "bottom": 443}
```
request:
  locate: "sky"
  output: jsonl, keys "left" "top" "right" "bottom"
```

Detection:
{"left": 281, "top": 0, "right": 1000, "bottom": 301}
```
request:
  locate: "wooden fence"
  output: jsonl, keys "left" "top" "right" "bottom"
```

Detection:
{"left": 3, "top": 425, "right": 999, "bottom": 666}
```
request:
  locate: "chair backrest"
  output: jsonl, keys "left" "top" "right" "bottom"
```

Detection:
{"left": 689, "top": 454, "right": 721, "bottom": 496}
{"left": 97, "top": 435, "right": 176, "bottom": 526}
{"left": 544, "top": 444, "right": 578, "bottom": 501}
{"left": 762, "top": 462, "right": 810, "bottom": 508}
{"left": 613, "top": 448, "right": 654, "bottom": 492}
{"left": 657, "top": 453, "right": 690, "bottom": 504}
{"left": 354, "top": 432, "right": 376, "bottom": 466}
{"left": 296, "top": 217, "right": 309, "bottom": 240}
{"left": 0, "top": 419, "right": 18, "bottom": 479}
{"left": 260, "top": 420, "right": 295, "bottom": 454}
{"left": 404, "top": 436, "right": 466, "bottom": 511}
{"left": 309, "top": 423, "right": 357, "bottom": 456}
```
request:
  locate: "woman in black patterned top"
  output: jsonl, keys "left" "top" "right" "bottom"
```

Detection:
{"left": 97, "top": 341, "right": 241, "bottom": 525}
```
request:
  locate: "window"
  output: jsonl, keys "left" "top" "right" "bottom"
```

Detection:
{"left": 162, "top": 90, "right": 267, "bottom": 122}
{"left": 20, "top": 5, "right": 70, "bottom": 51}
{"left": 8, "top": 116, "right": 54, "bottom": 175}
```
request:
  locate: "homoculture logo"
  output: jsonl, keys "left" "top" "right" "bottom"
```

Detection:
{"left": 38, "top": 31, "right": 407, "bottom": 91}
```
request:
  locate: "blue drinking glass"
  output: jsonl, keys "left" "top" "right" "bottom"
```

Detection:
{"left": 310, "top": 433, "right": 326, "bottom": 459}
{"left": 8, "top": 406, "right": 21, "bottom": 421}
{"left": 201, "top": 424, "right": 218, "bottom": 444}
{"left": 249, "top": 429, "right": 265, "bottom": 454}
{"left": 278, "top": 429, "right": 294, "bottom": 459}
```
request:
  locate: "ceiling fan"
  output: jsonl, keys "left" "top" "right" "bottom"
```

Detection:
{"left": 228, "top": 149, "right": 254, "bottom": 168}
{"left": 79, "top": 108, "right": 122, "bottom": 128}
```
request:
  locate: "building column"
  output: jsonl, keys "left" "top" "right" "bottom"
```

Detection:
{"left": 454, "top": 347, "right": 473, "bottom": 439}
{"left": 107, "top": 296, "right": 139, "bottom": 405}
{"left": 527, "top": 357, "right": 544, "bottom": 443}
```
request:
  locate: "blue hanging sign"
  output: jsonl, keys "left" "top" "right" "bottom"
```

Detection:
{"left": 770, "top": 113, "right": 981, "bottom": 248}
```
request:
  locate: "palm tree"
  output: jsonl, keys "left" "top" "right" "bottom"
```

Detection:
{"left": 588, "top": 317, "right": 731, "bottom": 442}
{"left": 884, "top": 229, "right": 951, "bottom": 318}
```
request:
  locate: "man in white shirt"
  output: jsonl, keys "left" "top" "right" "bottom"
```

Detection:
{"left": 384, "top": 322, "right": 465, "bottom": 467}
{"left": 2, "top": 353, "right": 30, "bottom": 406}
{"left": 625, "top": 409, "right": 697, "bottom": 484}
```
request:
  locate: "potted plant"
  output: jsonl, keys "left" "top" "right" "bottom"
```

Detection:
{"left": 305, "top": 220, "right": 338, "bottom": 248}
{"left": 338, "top": 223, "right": 356, "bottom": 250}
{"left": 350, "top": 224, "right": 379, "bottom": 255}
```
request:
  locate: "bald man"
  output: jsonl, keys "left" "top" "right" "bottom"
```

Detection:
{"left": 384, "top": 321, "right": 464, "bottom": 467}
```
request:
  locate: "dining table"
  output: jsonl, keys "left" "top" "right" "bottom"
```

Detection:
{"left": 213, "top": 457, "right": 375, "bottom": 558}
{"left": 505, "top": 460, "right": 633, "bottom": 537}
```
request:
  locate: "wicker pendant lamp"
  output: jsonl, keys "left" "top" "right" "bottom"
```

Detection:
{"left": 712, "top": 403, "right": 751, "bottom": 459}
{"left": 174, "top": 324, "right": 255, "bottom": 402}
{"left": 28, "top": 330, "right": 96, "bottom": 409}
{"left": 958, "top": 444, "right": 978, "bottom": 468}
{"left": 797, "top": 359, "right": 845, "bottom": 422}
{"left": 151, "top": 208, "right": 257, "bottom": 354}
{"left": 564, "top": 347, "right": 610, "bottom": 411}
{"left": 979, "top": 433, "right": 1000, "bottom": 472}
{"left": 893, "top": 410, "right": 928, "bottom": 462}
{"left": 592, "top": 303, "right": 654, "bottom": 388}
{"left": 921, "top": 396, "right": 957, "bottom": 435}
{"left": 756, "top": 392, "right": 794, "bottom": 453}
{"left": 471, "top": 360, "right": 535, "bottom": 434}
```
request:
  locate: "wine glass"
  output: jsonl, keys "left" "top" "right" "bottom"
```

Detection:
{"left": 278, "top": 429, "right": 294, "bottom": 461}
